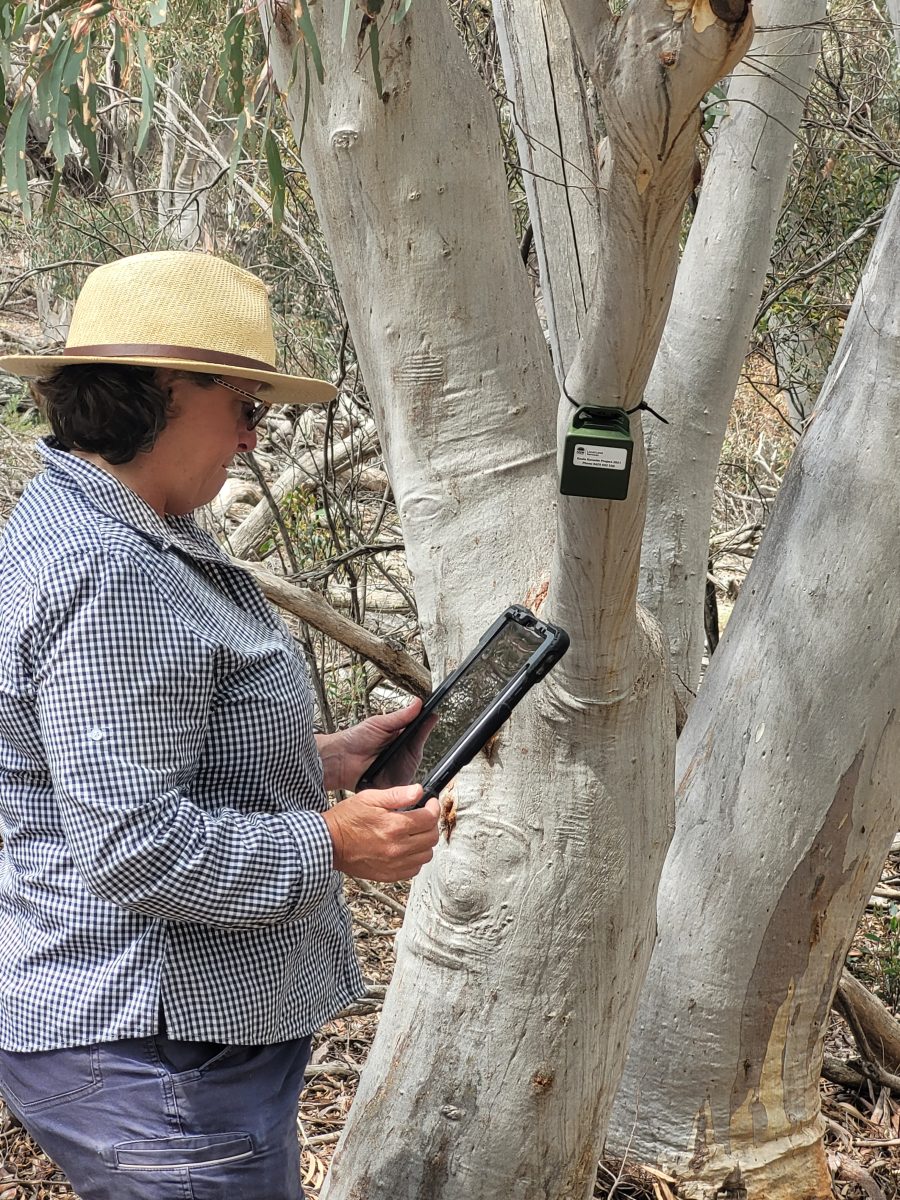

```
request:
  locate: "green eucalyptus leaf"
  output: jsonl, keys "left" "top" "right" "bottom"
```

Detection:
{"left": 265, "top": 129, "right": 285, "bottom": 233}
{"left": 68, "top": 82, "right": 101, "bottom": 180}
{"left": 135, "top": 31, "right": 156, "bottom": 154}
{"left": 11, "top": 3, "right": 30, "bottom": 39}
{"left": 217, "top": 11, "right": 246, "bottom": 115}
{"left": 392, "top": 0, "right": 414, "bottom": 22}
{"left": 296, "top": 0, "right": 324, "bottom": 85}
{"left": 50, "top": 88, "right": 72, "bottom": 167}
{"left": 111, "top": 19, "right": 126, "bottom": 71}
{"left": 4, "top": 91, "right": 33, "bottom": 217}
{"left": 296, "top": 43, "right": 311, "bottom": 157}
{"left": 227, "top": 108, "right": 248, "bottom": 188}
{"left": 48, "top": 36, "right": 74, "bottom": 107}
{"left": 47, "top": 19, "right": 71, "bottom": 54}
{"left": 148, "top": 0, "right": 167, "bottom": 26}
{"left": 46, "top": 166, "right": 63, "bottom": 213}
{"left": 61, "top": 41, "right": 86, "bottom": 90}
{"left": 369, "top": 19, "right": 383, "bottom": 97}
{"left": 34, "top": 24, "right": 71, "bottom": 124}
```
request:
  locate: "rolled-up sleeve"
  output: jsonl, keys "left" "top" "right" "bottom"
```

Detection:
{"left": 30, "top": 552, "right": 334, "bottom": 928}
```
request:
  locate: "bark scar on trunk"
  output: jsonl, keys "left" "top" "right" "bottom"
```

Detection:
{"left": 709, "top": 0, "right": 751, "bottom": 22}
{"left": 728, "top": 748, "right": 865, "bottom": 1128}
{"left": 440, "top": 782, "right": 457, "bottom": 841}
{"left": 524, "top": 579, "right": 549, "bottom": 612}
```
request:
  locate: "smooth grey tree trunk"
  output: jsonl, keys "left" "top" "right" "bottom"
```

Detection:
{"left": 637, "top": 1, "right": 826, "bottom": 701}
{"left": 610, "top": 175, "right": 900, "bottom": 1200}
{"left": 493, "top": 0, "right": 600, "bottom": 385}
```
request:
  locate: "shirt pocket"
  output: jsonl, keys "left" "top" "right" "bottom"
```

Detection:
{"left": 0, "top": 1044, "right": 102, "bottom": 1112}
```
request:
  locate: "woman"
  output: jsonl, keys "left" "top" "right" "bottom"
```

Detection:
{"left": 0, "top": 250, "right": 439, "bottom": 1198}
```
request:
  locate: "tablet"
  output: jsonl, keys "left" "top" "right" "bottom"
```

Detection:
{"left": 356, "top": 605, "right": 569, "bottom": 803}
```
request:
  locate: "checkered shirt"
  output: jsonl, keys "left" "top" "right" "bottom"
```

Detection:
{"left": 0, "top": 440, "right": 364, "bottom": 1051}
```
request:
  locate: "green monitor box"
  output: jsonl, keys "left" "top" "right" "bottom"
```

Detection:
{"left": 560, "top": 406, "right": 633, "bottom": 501}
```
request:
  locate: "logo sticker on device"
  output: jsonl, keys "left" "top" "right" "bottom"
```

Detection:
{"left": 573, "top": 445, "right": 628, "bottom": 471}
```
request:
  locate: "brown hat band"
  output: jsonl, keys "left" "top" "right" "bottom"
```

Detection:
{"left": 62, "top": 344, "right": 274, "bottom": 372}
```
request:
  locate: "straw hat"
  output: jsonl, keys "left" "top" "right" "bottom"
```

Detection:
{"left": 0, "top": 251, "right": 335, "bottom": 407}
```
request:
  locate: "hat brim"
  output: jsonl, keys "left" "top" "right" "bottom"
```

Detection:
{"left": 0, "top": 354, "right": 336, "bottom": 407}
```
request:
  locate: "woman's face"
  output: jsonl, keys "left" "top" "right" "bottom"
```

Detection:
{"left": 151, "top": 374, "right": 263, "bottom": 515}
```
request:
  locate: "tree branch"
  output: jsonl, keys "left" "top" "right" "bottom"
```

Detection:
{"left": 836, "top": 968, "right": 900, "bottom": 1071}
{"left": 228, "top": 424, "right": 376, "bottom": 559}
{"left": 235, "top": 559, "right": 431, "bottom": 698}
{"left": 558, "top": 0, "right": 614, "bottom": 75}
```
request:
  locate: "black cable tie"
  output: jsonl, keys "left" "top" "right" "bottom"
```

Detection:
{"left": 627, "top": 399, "right": 669, "bottom": 424}
{"left": 562, "top": 382, "right": 580, "bottom": 409}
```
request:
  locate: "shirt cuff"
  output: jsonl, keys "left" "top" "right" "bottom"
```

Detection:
{"left": 284, "top": 808, "right": 337, "bottom": 917}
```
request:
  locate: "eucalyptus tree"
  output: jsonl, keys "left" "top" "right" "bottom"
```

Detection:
{"left": 262, "top": 5, "right": 898, "bottom": 1199}
{"left": 605, "top": 5, "right": 900, "bottom": 1196}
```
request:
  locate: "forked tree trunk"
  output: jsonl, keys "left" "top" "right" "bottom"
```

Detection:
{"left": 262, "top": 1, "right": 750, "bottom": 1197}
{"left": 609, "top": 179, "right": 900, "bottom": 1200}
{"left": 637, "top": 0, "right": 826, "bottom": 701}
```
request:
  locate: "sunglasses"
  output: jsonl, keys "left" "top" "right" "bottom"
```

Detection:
{"left": 211, "top": 376, "right": 269, "bottom": 430}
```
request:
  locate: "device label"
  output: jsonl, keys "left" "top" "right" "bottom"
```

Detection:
{"left": 573, "top": 444, "right": 628, "bottom": 471}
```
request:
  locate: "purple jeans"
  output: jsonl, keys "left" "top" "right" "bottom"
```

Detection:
{"left": 0, "top": 1031, "right": 313, "bottom": 1199}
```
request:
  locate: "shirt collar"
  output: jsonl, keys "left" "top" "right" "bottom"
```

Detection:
{"left": 37, "top": 438, "right": 227, "bottom": 565}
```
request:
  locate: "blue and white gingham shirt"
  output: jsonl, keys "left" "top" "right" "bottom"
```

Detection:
{"left": 0, "top": 440, "right": 364, "bottom": 1051}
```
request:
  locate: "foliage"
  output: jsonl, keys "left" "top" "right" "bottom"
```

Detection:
{"left": 0, "top": 0, "right": 418, "bottom": 225}
{"left": 0, "top": 0, "right": 425, "bottom": 744}
{"left": 754, "top": 0, "right": 899, "bottom": 431}
{"left": 279, "top": 486, "right": 333, "bottom": 565}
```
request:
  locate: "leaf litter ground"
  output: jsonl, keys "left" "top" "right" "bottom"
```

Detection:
{"left": 1, "top": 860, "right": 899, "bottom": 1199}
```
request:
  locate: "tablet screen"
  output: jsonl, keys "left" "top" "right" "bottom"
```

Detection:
{"left": 368, "top": 619, "right": 545, "bottom": 790}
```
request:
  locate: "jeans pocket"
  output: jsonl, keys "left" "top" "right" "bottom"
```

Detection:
{"left": 0, "top": 1045, "right": 102, "bottom": 1113}
{"left": 114, "top": 1133, "right": 254, "bottom": 1170}
{"left": 152, "top": 1036, "right": 233, "bottom": 1077}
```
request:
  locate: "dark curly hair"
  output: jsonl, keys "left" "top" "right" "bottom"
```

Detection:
{"left": 33, "top": 365, "right": 216, "bottom": 465}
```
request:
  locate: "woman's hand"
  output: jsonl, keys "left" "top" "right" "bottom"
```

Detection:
{"left": 316, "top": 700, "right": 426, "bottom": 793}
{"left": 322, "top": 786, "right": 440, "bottom": 882}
